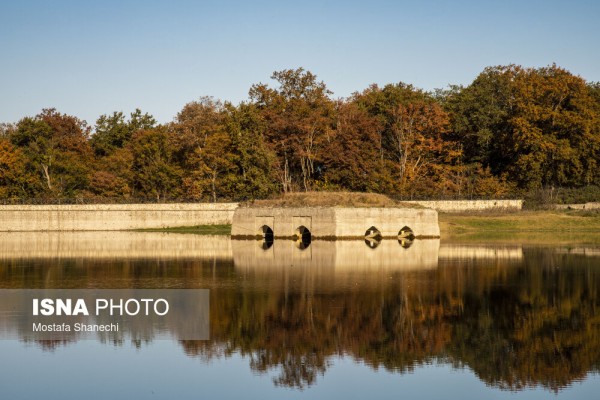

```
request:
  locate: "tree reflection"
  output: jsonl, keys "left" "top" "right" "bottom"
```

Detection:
{"left": 2, "top": 246, "right": 600, "bottom": 391}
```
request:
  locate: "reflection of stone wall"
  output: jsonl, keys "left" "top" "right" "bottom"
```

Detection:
{"left": 439, "top": 244, "right": 523, "bottom": 260}
{"left": 232, "top": 207, "right": 440, "bottom": 238}
{"left": 0, "top": 203, "right": 238, "bottom": 231}
{"left": 0, "top": 232, "right": 232, "bottom": 259}
{"left": 232, "top": 239, "right": 440, "bottom": 272}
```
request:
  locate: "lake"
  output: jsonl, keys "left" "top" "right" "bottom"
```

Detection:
{"left": 0, "top": 232, "right": 599, "bottom": 399}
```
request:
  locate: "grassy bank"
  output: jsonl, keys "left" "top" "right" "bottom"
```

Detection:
{"left": 439, "top": 210, "right": 600, "bottom": 243}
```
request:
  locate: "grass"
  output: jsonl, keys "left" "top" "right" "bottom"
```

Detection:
{"left": 135, "top": 224, "right": 231, "bottom": 235}
{"left": 241, "top": 191, "right": 421, "bottom": 208}
{"left": 439, "top": 209, "right": 600, "bottom": 243}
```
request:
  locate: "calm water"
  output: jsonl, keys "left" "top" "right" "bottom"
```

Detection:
{"left": 1, "top": 232, "right": 599, "bottom": 399}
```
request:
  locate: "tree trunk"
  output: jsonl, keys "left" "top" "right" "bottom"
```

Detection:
{"left": 41, "top": 163, "right": 52, "bottom": 190}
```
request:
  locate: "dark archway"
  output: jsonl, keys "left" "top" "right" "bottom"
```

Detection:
{"left": 398, "top": 226, "right": 414, "bottom": 249}
{"left": 398, "top": 226, "right": 414, "bottom": 239}
{"left": 364, "top": 226, "right": 382, "bottom": 249}
{"left": 294, "top": 226, "right": 311, "bottom": 250}
{"left": 365, "top": 226, "right": 382, "bottom": 239}
{"left": 258, "top": 225, "right": 274, "bottom": 250}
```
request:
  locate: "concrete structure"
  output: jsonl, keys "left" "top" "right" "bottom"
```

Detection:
{"left": 405, "top": 199, "right": 523, "bottom": 212}
{"left": 0, "top": 203, "right": 238, "bottom": 231}
{"left": 231, "top": 206, "right": 440, "bottom": 239}
{"left": 554, "top": 202, "right": 600, "bottom": 210}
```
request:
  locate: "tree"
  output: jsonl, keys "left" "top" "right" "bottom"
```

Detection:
{"left": 353, "top": 83, "right": 460, "bottom": 197}
{"left": 129, "top": 127, "right": 182, "bottom": 201}
{"left": 0, "top": 138, "right": 36, "bottom": 198}
{"left": 9, "top": 109, "right": 92, "bottom": 197}
{"left": 172, "top": 97, "right": 238, "bottom": 201}
{"left": 249, "top": 68, "right": 335, "bottom": 192}
{"left": 224, "top": 102, "right": 279, "bottom": 199}
{"left": 446, "top": 65, "right": 600, "bottom": 189}
{"left": 91, "top": 109, "right": 156, "bottom": 156}
{"left": 320, "top": 101, "right": 385, "bottom": 192}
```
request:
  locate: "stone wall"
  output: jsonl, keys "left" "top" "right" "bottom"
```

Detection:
{"left": 405, "top": 199, "right": 523, "bottom": 212}
{"left": 0, "top": 203, "right": 238, "bottom": 231}
{"left": 554, "top": 202, "right": 600, "bottom": 210}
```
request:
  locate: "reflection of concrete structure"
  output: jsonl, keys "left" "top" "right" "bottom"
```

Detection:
{"left": 0, "top": 232, "right": 232, "bottom": 259}
{"left": 232, "top": 239, "right": 440, "bottom": 272}
{"left": 553, "top": 247, "right": 600, "bottom": 257}
{"left": 438, "top": 244, "right": 523, "bottom": 260}
{"left": 231, "top": 207, "right": 440, "bottom": 239}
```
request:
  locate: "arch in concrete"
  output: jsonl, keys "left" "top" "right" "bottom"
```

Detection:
{"left": 294, "top": 226, "right": 311, "bottom": 250}
{"left": 398, "top": 226, "right": 415, "bottom": 239}
{"left": 365, "top": 226, "right": 382, "bottom": 239}
{"left": 258, "top": 225, "right": 274, "bottom": 250}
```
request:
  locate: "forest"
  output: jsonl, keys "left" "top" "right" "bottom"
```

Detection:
{"left": 1, "top": 64, "right": 599, "bottom": 204}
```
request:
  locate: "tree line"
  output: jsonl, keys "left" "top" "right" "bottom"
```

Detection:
{"left": 1, "top": 64, "right": 599, "bottom": 202}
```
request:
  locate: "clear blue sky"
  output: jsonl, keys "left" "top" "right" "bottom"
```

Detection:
{"left": 1, "top": 0, "right": 598, "bottom": 125}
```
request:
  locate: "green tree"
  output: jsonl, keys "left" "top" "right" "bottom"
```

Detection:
{"left": 9, "top": 109, "right": 92, "bottom": 197}
{"left": 224, "top": 102, "right": 279, "bottom": 199}
{"left": 129, "top": 127, "right": 182, "bottom": 201}
{"left": 91, "top": 109, "right": 156, "bottom": 156}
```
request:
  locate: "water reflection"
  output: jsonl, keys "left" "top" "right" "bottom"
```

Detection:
{"left": 0, "top": 232, "right": 600, "bottom": 394}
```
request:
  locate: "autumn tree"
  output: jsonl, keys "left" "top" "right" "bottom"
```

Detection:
{"left": 0, "top": 138, "right": 37, "bottom": 198}
{"left": 171, "top": 97, "right": 238, "bottom": 201}
{"left": 249, "top": 68, "right": 334, "bottom": 192}
{"left": 9, "top": 109, "right": 92, "bottom": 198}
{"left": 353, "top": 83, "right": 461, "bottom": 197}
{"left": 129, "top": 127, "right": 182, "bottom": 201}
{"left": 446, "top": 64, "right": 600, "bottom": 189}
{"left": 319, "top": 101, "right": 388, "bottom": 192}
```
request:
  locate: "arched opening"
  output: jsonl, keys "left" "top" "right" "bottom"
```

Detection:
{"left": 294, "top": 226, "right": 311, "bottom": 250}
{"left": 364, "top": 226, "right": 382, "bottom": 249}
{"left": 398, "top": 226, "right": 414, "bottom": 249}
{"left": 257, "top": 225, "right": 274, "bottom": 250}
{"left": 365, "top": 226, "right": 382, "bottom": 239}
{"left": 398, "top": 226, "right": 414, "bottom": 239}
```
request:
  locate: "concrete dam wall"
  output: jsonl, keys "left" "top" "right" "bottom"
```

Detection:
{"left": 0, "top": 203, "right": 238, "bottom": 232}
{"left": 231, "top": 206, "right": 440, "bottom": 239}
{"left": 405, "top": 199, "right": 523, "bottom": 212}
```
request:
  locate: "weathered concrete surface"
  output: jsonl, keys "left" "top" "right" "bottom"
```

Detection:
{"left": 0, "top": 203, "right": 238, "bottom": 231}
{"left": 0, "top": 231, "right": 232, "bottom": 259}
{"left": 554, "top": 202, "right": 600, "bottom": 210}
{"left": 232, "top": 238, "right": 439, "bottom": 272}
{"left": 231, "top": 207, "right": 440, "bottom": 238}
{"left": 405, "top": 199, "right": 523, "bottom": 212}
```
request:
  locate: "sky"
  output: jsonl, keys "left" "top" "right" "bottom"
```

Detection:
{"left": 1, "top": 0, "right": 599, "bottom": 125}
